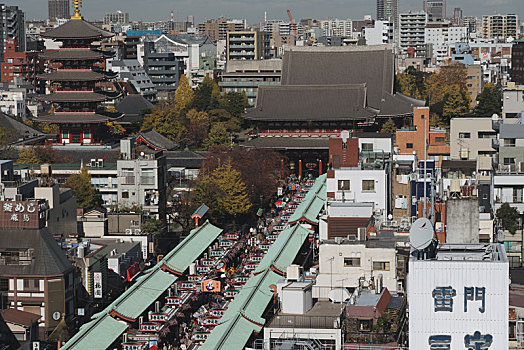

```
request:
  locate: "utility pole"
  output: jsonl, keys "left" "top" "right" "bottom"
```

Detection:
{"left": 423, "top": 107, "right": 428, "bottom": 218}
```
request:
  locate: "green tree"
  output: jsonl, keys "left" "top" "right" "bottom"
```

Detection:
{"left": 220, "top": 91, "right": 250, "bottom": 118}
{"left": 16, "top": 145, "right": 39, "bottom": 164}
{"left": 41, "top": 123, "right": 60, "bottom": 134}
{"left": 0, "top": 127, "right": 14, "bottom": 158}
{"left": 185, "top": 109, "right": 210, "bottom": 147}
{"left": 192, "top": 76, "right": 221, "bottom": 112}
{"left": 141, "top": 218, "right": 165, "bottom": 235}
{"left": 203, "top": 124, "right": 230, "bottom": 150}
{"left": 212, "top": 163, "right": 252, "bottom": 218}
{"left": 65, "top": 167, "right": 103, "bottom": 210}
{"left": 174, "top": 74, "right": 194, "bottom": 115}
{"left": 381, "top": 118, "right": 397, "bottom": 133}
{"left": 496, "top": 203, "right": 520, "bottom": 235}
{"left": 209, "top": 109, "right": 241, "bottom": 132}
{"left": 442, "top": 85, "right": 469, "bottom": 120}
{"left": 474, "top": 82, "right": 502, "bottom": 117}
{"left": 141, "top": 102, "right": 187, "bottom": 144}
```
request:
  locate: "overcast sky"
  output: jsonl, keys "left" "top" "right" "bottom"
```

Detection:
{"left": 16, "top": 0, "right": 524, "bottom": 24}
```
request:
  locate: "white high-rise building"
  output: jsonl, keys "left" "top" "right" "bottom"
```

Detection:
{"left": 377, "top": 0, "right": 399, "bottom": 27}
{"left": 364, "top": 21, "right": 394, "bottom": 45}
{"left": 318, "top": 19, "right": 352, "bottom": 37}
{"left": 425, "top": 22, "right": 468, "bottom": 65}
{"left": 398, "top": 11, "right": 429, "bottom": 57}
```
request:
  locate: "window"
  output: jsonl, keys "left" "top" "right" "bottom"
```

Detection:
{"left": 122, "top": 191, "right": 129, "bottom": 199}
{"left": 406, "top": 143, "right": 413, "bottom": 149}
{"left": 338, "top": 180, "right": 350, "bottom": 191}
{"left": 504, "top": 158, "right": 516, "bottom": 165}
{"left": 435, "top": 137, "right": 445, "bottom": 143}
{"left": 361, "top": 143, "right": 373, "bottom": 152}
{"left": 459, "top": 132, "right": 471, "bottom": 139}
{"left": 504, "top": 138, "right": 516, "bottom": 147}
{"left": 0, "top": 278, "right": 8, "bottom": 291}
{"left": 373, "top": 261, "right": 390, "bottom": 271}
{"left": 362, "top": 180, "right": 375, "bottom": 191}
{"left": 344, "top": 257, "right": 361, "bottom": 267}
{"left": 23, "top": 279, "right": 39, "bottom": 292}
{"left": 478, "top": 131, "right": 496, "bottom": 139}
{"left": 62, "top": 131, "right": 69, "bottom": 138}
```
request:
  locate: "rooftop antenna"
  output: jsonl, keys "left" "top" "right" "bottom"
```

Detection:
{"left": 264, "top": 11, "right": 267, "bottom": 22}
{"left": 409, "top": 217, "right": 436, "bottom": 259}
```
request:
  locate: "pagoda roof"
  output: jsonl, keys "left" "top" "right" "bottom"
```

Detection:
{"left": 35, "top": 112, "right": 121, "bottom": 124}
{"left": 37, "top": 92, "right": 108, "bottom": 103}
{"left": 42, "top": 19, "right": 113, "bottom": 40}
{"left": 40, "top": 49, "right": 111, "bottom": 61}
{"left": 37, "top": 70, "right": 107, "bottom": 81}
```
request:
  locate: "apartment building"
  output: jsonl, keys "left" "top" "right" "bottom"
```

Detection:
{"left": 425, "top": 22, "right": 468, "bottom": 65}
{"left": 318, "top": 19, "right": 353, "bottom": 37}
{"left": 364, "top": 21, "right": 394, "bottom": 45}
{"left": 398, "top": 11, "right": 430, "bottom": 57}
{"left": 450, "top": 117, "right": 497, "bottom": 160}
{"left": 423, "top": 0, "right": 446, "bottom": 21}
{"left": 482, "top": 14, "right": 518, "bottom": 40}
{"left": 103, "top": 11, "right": 129, "bottom": 25}
{"left": 376, "top": 0, "right": 398, "bottom": 26}
{"left": 226, "top": 30, "right": 270, "bottom": 61}
{"left": 0, "top": 4, "right": 25, "bottom": 62}
{"left": 198, "top": 17, "right": 246, "bottom": 41}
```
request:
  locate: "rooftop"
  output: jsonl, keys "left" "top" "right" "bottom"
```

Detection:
{"left": 268, "top": 300, "right": 341, "bottom": 329}
{"left": 411, "top": 243, "right": 508, "bottom": 262}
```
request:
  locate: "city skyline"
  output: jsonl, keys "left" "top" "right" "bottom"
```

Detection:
{"left": 18, "top": 0, "right": 524, "bottom": 23}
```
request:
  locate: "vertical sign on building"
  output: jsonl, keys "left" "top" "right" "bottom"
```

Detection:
{"left": 93, "top": 272, "right": 102, "bottom": 299}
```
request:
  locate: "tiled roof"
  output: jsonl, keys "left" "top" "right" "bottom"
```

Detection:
{"left": 42, "top": 19, "right": 113, "bottom": 40}
{"left": 0, "top": 112, "right": 47, "bottom": 145}
{"left": 137, "top": 128, "right": 178, "bottom": 151}
{"left": 34, "top": 112, "right": 117, "bottom": 124}
{"left": 61, "top": 315, "right": 128, "bottom": 350}
{"left": 40, "top": 49, "right": 105, "bottom": 60}
{"left": 245, "top": 85, "right": 376, "bottom": 122}
{"left": 0, "top": 228, "right": 73, "bottom": 276}
{"left": 0, "top": 308, "right": 40, "bottom": 327}
{"left": 37, "top": 92, "right": 107, "bottom": 103}
{"left": 241, "top": 137, "right": 330, "bottom": 150}
{"left": 115, "top": 94, "right": 153, "bottom": 118}
{"left": 37, "top": 70, "right": 107, "bottom": 81}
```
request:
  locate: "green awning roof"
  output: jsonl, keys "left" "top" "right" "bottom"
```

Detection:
{"left": 202, "top": 223, "right": 312, "bottom": 350}
{"left": 288, "top": 174, "right": 326, "bottom": 224}
{"left": 63, "top": 220, "right": 223, "bottom": 349}
{"left": 62, "top": 315, "right": 128, "bottom": 350}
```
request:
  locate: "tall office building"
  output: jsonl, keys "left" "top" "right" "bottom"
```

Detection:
{"left": 103, "top": 11, "right": 130, "bottom": 25}
{"left": 377, "top": 0, "right": 398, "bottom": 27}
{"left": 0, "top": 4, "right": 25, "bottom": 62}
{"left": 398, "top": 11, "right": 429, "bottom": 57}
{"left": 482, "top": 14, "right": 518, "bottom": 40}
{"left": 48, "top": 0, "right": 70, "bottom": 20}
{"left": 453, "top": 7, "right": 463, "bottom": 25}
{"left": 423, "top": 0, "right": 446, "bottom": 21}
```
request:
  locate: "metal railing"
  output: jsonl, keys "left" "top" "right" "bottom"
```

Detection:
{"left": 269, "top": 315, "right": 340, "bottom": 329}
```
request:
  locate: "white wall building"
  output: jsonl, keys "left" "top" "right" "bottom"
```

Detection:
{"left": 319, "top": 19, "right": 352, "bottom": 37}
{"left": 409, "top": 243, "right": 509, "bottom": 349}
{"left": 364, "top": 21, "right": 394, "bottom": 45}
{"left": 425, "top": 24, "right": 468, "bottom": 65}
{"left": 326, "top": 169, "right": 388, "bottom": 214}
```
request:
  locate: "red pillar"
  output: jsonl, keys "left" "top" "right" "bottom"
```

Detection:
{"left": 280, "top": 158, "right": 285, "bottom": 178}
{"left": 298, "top": 159, "right": 302, "bottom": 179}
{"left": 319, "top": 160, "right": 323, "bottom": 176}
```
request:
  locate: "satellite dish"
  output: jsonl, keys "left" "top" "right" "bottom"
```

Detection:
{"left": 409, "top": 217, "right": 434, "bottom": 250}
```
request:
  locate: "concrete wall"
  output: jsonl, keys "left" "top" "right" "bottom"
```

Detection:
{"left": 450, "top": 117, "right": 496, "bottom": 160}
{"left": 445, "top": 198, "right": 479, "bottom": 243}
{"left": 264, "top": 328, "right": 342, "bottom": 350}
{"left": 315, "top": 243, "right": 397, "bottom": 296}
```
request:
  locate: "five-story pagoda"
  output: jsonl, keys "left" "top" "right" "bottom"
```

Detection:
{"left": 36, "top": 0, "right": 120, "bottom": 145}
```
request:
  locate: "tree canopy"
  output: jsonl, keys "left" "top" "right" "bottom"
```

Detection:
{"left": 203, "top": 124, "right": 230, "bottom": 150}
{"left": 496, "top": 203, "right": 520, "bottom": 235}
{"left": 174, "top": 74, "right": 194, "bottom": 115}
{"left": 65, "top": 167, "right": 103, "bottom": 210}
{"left": 474, "top": 83, "right": 502, "bottom": 117}
{"left": 381, "top": 118, "right": 397, "bottom": 133}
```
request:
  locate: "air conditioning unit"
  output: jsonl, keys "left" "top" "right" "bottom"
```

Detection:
{"left": 134, "top": 229, "right": 141, "bottom": 235}
{"left": 125, "top": 229, "right": 132, "bottom": 235}
{"left": 97, "top": 159, "right": 104, "bottom": 168}
{"left": 90, "top": 159, "right": 96, "bottom": 167}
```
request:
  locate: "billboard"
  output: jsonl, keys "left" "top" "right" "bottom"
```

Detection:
{"left": 409, "top": 256, "right": 509, "bottom": 349}
{"left": 201, "top": 279, "right": 221, "bottom": 292}
{"left": 93, "top": 272, "right": 103, "bottom": 299}
{"left": 0, "top": 200, "right": 46, "bottom": 229}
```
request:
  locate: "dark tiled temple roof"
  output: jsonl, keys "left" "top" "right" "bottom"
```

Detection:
{"left": 40, "top": 49, "right": 106, "bottom": 60}
{"left": 37, "top": 92, "right": 108, "bottom": 103}
{"left": 165, "top": 149, "right": 207, "bottom": 168}
{"left": 245, "top": 85, "right": 376, "bottom": 122}
{"left": 246, "top": 45, "right": 425, "bottom": 122}
{"left": 241, "top": 137, "right": 330, "bottom": 150}
{"left": 137, "top": 128, "right": 178, "bottom": 151}
{"left": 0, "top": 112, "right": 48, "bottom": 145}
{"left": 37, "top": 70, "right": 107, "bottom": 82}
{"left": 41, "top": 19, "right": 113, "bottom": 40}
{"left": 35, "top": 112, "right": 120, "bottom": 124}
{"left": 281, "top": 45, "right": 394, "bottom": 109}
{"left": 116, "top": 95, "right": 153, "bottom": 124}
{"left": 0, "top": 228, "right": 73, "bottom": 276}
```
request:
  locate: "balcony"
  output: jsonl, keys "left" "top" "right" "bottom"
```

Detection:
{"left": 228, "top": 44, "right": 255, "bottom": 49}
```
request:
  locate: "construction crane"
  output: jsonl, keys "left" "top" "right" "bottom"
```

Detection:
{"left": 286, "top": 9, "right": 298, "bottom": 37}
